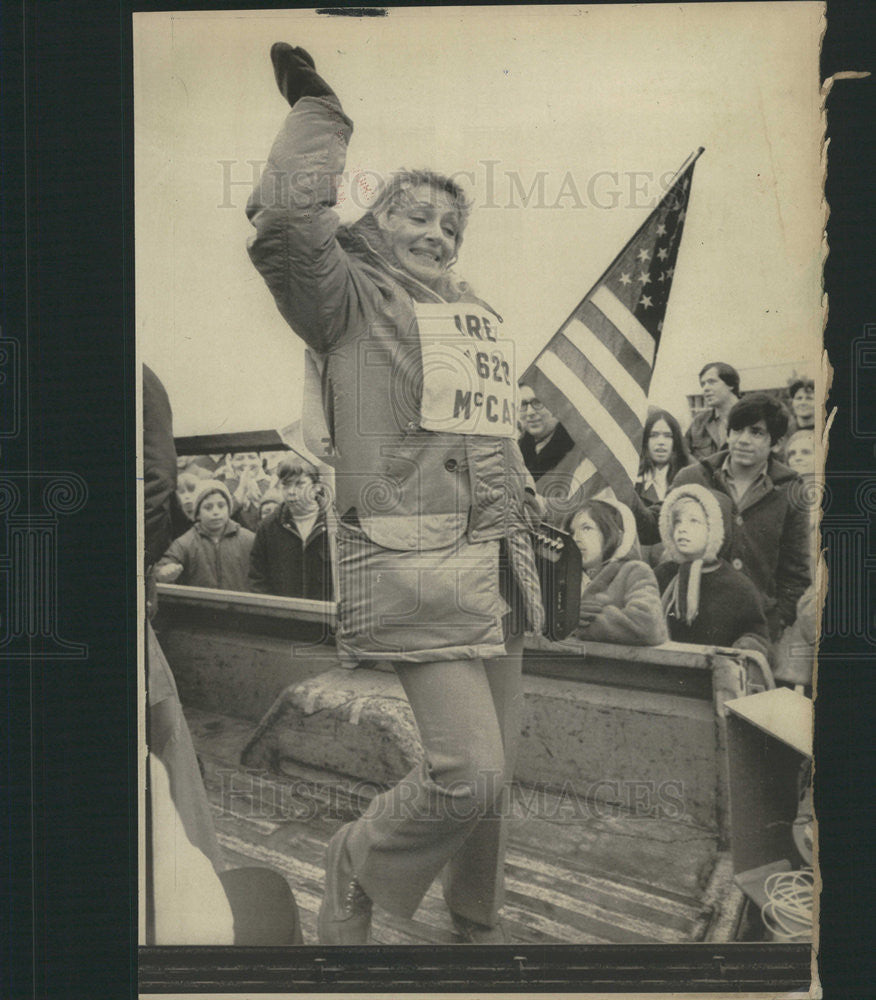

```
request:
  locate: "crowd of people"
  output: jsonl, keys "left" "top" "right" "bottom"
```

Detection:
{"left": 153, "top": 455, "right": 334, "bottom": 602}
{"left": 494, "top": 361, "right": 816, "bottom": 671}
{"left": 156, "top": 362, "right": 817, "bottom": 678}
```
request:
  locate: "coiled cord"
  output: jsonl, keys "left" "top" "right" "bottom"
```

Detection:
{"left": 761, "top": 868, "right": 814, "bottom": 941}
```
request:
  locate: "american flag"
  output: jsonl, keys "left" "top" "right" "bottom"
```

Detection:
{"left": 521, "top": 149, "right": 703, "bottom": 518}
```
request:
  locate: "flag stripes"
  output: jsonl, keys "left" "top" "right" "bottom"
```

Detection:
{"left": 521, "top": 150, "right": 702, "bottom": 510}
{"left": 567, "top": 457, "right": 600, "bottom": 497}
{"left": 562, "top": 319, "right": 649, "bottom": 426}
{"left": 543, "top": 334, "right": 644, "bottom": 447}
{"left": 576, "top": 301, "right": 653, "bottom": 391}
{"left": 590, "top": 286, "right": 656, "bottom": 366}
{"left": 535, "top": 353, "right": 641, "bottom": 477}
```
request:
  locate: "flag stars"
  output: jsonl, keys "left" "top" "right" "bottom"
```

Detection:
{"left": 657, "top": 272, "right": 666, "bottom": 283}
{"left": 678, "top": 209, "right": 687, "bottom": 222}
{"left": 639, "top": 294, "right": 653, "bottom": 309}
{"left": 637, "top": 248, "right": 651, "bottom": 263}
{"left": 618, "top": 272, "right": 632, "bottom": 286}
{"left": 638, "top": 271, "right": 651, "bottom": 285}
{"left": 657, "top": 247, "right": 669, "bottom": 261}
{"left": 656, "top": 223, "right": 667, "bottom": 237}
{"left": 666, "top": 266, "right": 675, "bottom": 278}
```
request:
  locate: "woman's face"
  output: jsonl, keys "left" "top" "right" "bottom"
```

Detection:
{"left": 791, "top": 385, "right": 815, "bottom": 426}
{"left": 571, "top": 511, "right": 605, "bottom": 571}
{"left": 381, "top": 184, "right": 461, "bottom": 284}
{"left": 646, "top": 419, "right": 674, "bottom": 467}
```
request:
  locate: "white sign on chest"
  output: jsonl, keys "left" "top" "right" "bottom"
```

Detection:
{"left": 413, "top": 302, "right": 517, "bottom": 438}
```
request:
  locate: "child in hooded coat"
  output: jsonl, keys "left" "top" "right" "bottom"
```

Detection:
{"left": 568, "top": 498, "right": 667, "bottom": 646}
{"left": 655, "top": 483, "right": 769, "bottom": 657}
{"left": 155, "top": 480, "right": 255, "bottom": 592}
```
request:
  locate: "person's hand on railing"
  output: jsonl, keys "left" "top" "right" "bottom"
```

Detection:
{"left": 155, "top": 561, "right": 184, "bottom": 584}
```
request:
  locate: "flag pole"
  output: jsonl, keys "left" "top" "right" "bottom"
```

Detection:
{"left": 521, "top": 147, "right": 705, "bottom": 382}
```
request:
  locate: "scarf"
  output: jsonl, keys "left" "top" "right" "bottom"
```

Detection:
{"left": 661, "top": 558, "right": 720, "bottom": 626}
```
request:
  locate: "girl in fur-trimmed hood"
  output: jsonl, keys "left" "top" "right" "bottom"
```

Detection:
{"left": 567, "top": 497, "right": 667, "bottom": 647}
{"left": 656, "top": 483, "right": 769, "bottom": 656}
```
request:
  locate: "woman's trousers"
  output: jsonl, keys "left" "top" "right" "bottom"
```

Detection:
{"left": 345, "top": 635, "right": 523, "bottom": 925}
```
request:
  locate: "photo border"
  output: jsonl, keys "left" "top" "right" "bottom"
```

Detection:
{"left": 3, "top": 0, "right": 873, "bottom": 996}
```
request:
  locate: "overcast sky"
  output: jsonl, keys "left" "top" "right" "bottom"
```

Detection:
{"left": 135, "top": 3, "right": 824, "bottom": 437}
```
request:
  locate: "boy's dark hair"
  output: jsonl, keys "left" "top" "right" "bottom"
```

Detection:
{"left": 276, "top": 460, "right": 320, "bottom": 484}
{"left": 567, "top": 499, "right": 625, "bottom": 563}
{"left": 727, "top": 392, "right": 789, "bottom": 445}
{"left": 698, "top": 361, "right": 740, "bottom": 397}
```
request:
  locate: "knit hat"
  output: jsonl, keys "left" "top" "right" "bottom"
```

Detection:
{"left": 192, "top": 479, "right": 233, "bottom": 519}
{"left": 659, "top": 483, "right": 726, "bottom": 627}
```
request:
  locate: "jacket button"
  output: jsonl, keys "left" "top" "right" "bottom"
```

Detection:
{"left": 732, "top": 558, "right": 743, "bottom": 570}
{"left": 406, "top": 421, "right": 418, "bottom": 431}
{"left": 735, "top": 515, "right": 744, "bottom": 526}
{"left": 444, "top": 459, "right": 458, "bottom": 472}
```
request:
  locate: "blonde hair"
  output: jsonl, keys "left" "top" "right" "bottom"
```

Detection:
{"left": 369, "top": 169, "right": 472, "bottom": 248}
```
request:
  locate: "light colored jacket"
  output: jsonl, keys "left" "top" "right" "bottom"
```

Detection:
{"left": 246, "top": 96, "right": 534, "bottom": 553}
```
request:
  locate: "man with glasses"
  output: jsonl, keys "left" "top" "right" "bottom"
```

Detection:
{"left": 517, "top": 384, "right": 575, "bottom": 481}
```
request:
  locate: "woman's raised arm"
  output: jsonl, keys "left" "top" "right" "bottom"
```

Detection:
{"left": 246, "top": 45, "right": 361, "bottom": 354}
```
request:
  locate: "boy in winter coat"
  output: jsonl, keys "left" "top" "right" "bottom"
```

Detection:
{"left": 568, "top": 498, "right": 667, "bottom": 647}
{"left": 671, "top": 392, "right": 810, "bottom": 640}
{"left": 656, "top": 483, "right": 770, "bottom": 658}
{"left": 155, "top": 480, "right": 255, "bottom": 592}
{"left": 248, "top": 462, "right": 333, "bottom": 600}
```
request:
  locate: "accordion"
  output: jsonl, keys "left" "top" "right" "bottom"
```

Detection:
{"left": 529, "top": 523, "right": 582, "bottom": 641}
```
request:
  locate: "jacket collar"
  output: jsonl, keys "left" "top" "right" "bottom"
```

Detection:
{"left": 336, "top": 214, "right": 501, "bottom": 319}
{"left": 703, "top": 449, "right": 797, "bottom": 509}
{"left": 194, "top": 519, "right": 239, "bottom": 539}
{"left": 279, "top": 503, "right": 327, "bottom": 540}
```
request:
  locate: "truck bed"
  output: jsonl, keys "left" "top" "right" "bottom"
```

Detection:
{"left": 187, "top": 707, "right": 742, "bottom": 946}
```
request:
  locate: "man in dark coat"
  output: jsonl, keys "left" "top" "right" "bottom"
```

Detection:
{"left": 248, "top": 462, "right": 333, "bottom": 600}
{"left": 517, "top": 383, "right": 575, "bottom": 480}
{"left": 673, "top": 392, "right": 810, "bottom": 640}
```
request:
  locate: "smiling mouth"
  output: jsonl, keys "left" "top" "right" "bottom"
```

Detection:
{"left": 409, "top": 248, "right": 441, "bottom": 263}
